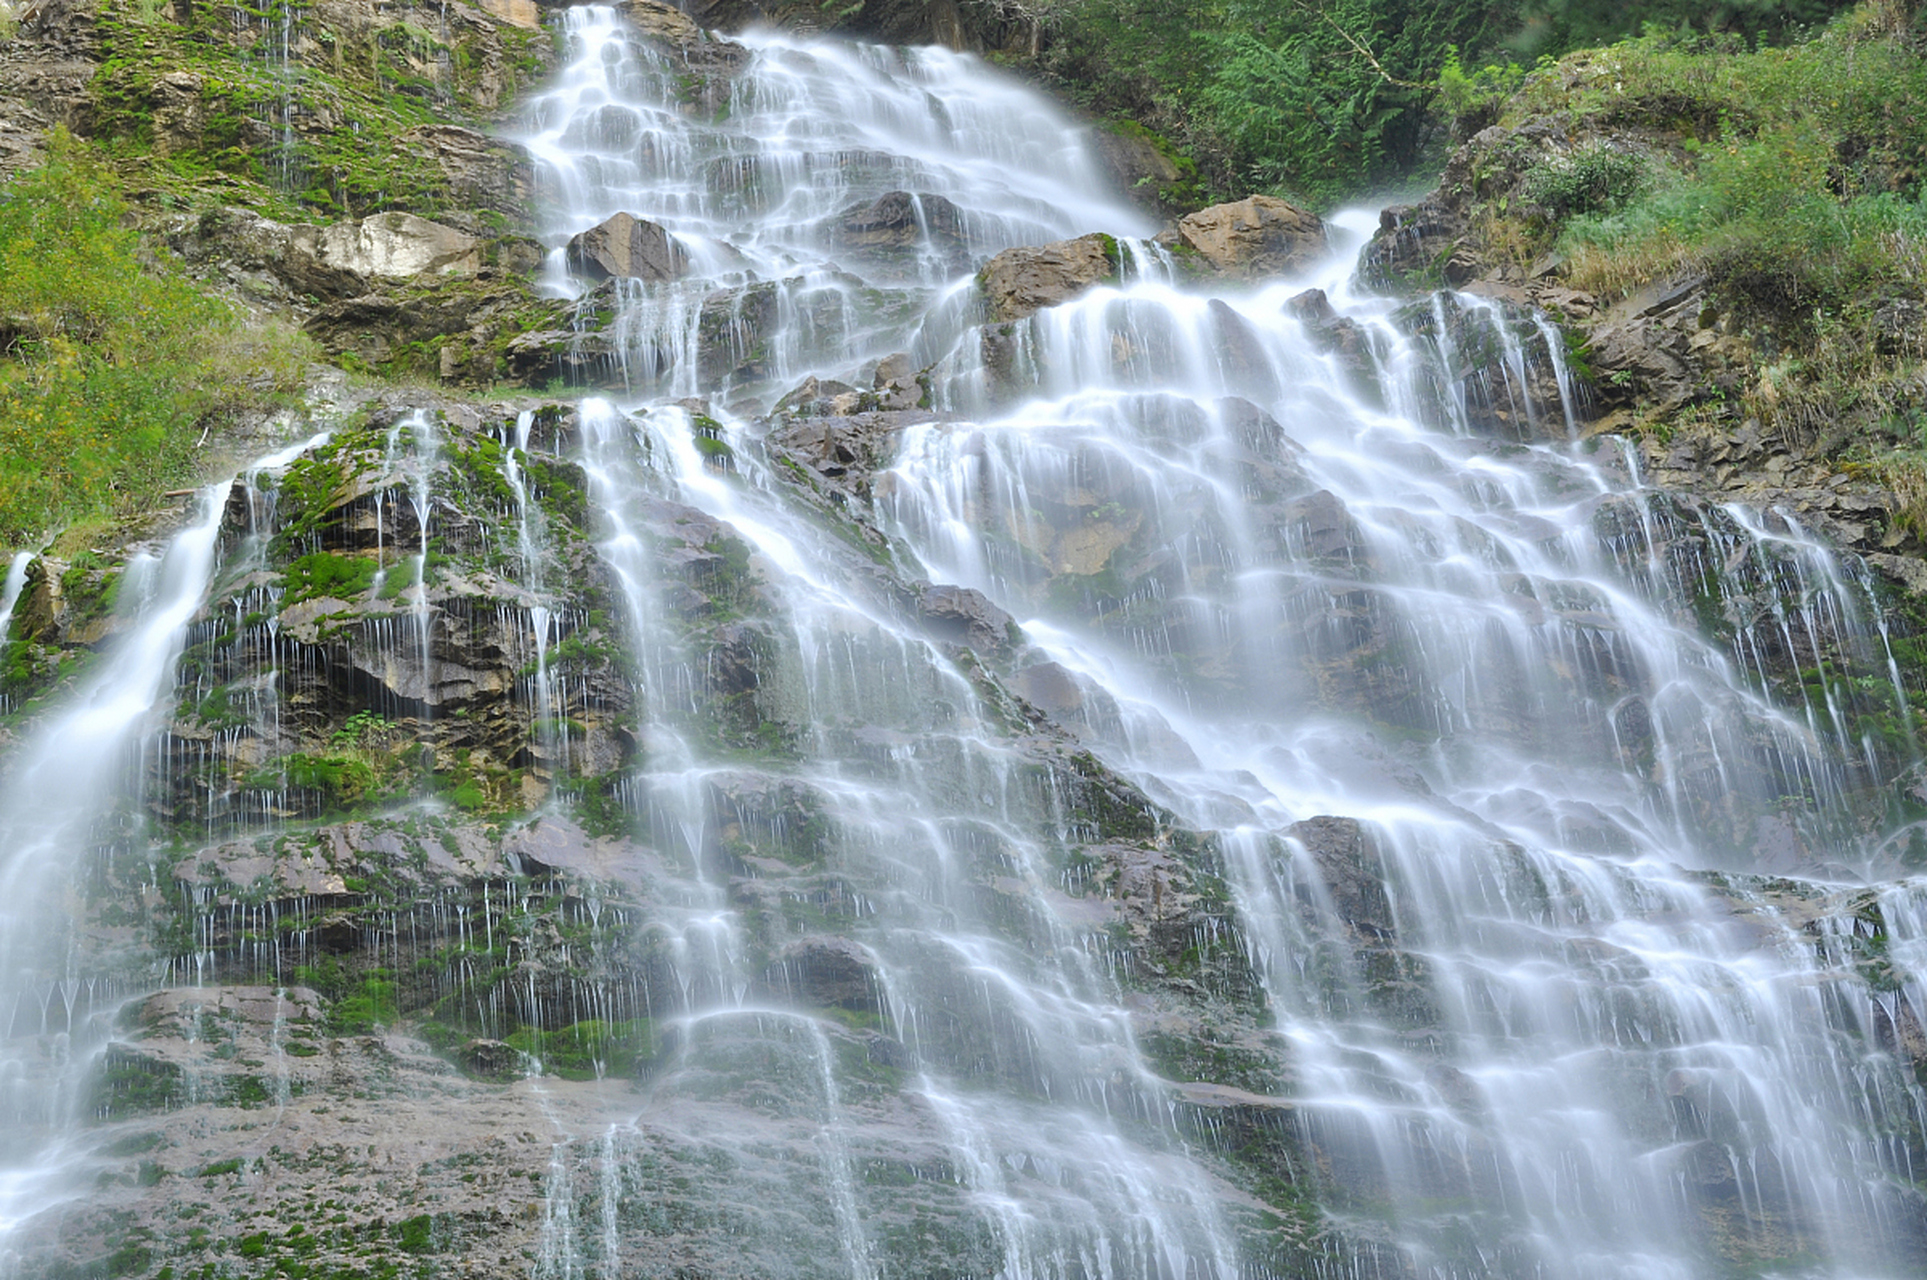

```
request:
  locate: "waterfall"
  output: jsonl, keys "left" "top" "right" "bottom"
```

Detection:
{"left": 0, "top": 487, "right": 228, "bottom": 1240}
{"left": 514, "top": 6, "right": 1927, "bottom": 1277}
{"left": 0, "top": 4, "right": 1922, "bottom": 1278}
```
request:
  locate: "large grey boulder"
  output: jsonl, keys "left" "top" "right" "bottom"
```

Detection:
{"left": 823, "top": 190, "right": 970, "bottom": 276}
{"left": 566, "top": 211, "right": 689, "bottom": 282}
{"left": 295, "top": 211, "right": 485, "bottom": 281}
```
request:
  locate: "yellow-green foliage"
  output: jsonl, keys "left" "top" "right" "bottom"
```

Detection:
{"left": 0, "top": 131, "right": 308, "bottom": 549}
{"left": 1518, "top": 2, "right": 1927, "bottom": 309}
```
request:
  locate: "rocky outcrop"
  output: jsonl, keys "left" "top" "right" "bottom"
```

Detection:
{"left": 978, "top": 232, "right": 1121, "bottom": 321}
{"left": 1175, "top": 196, "right": 1327, "bottom": 280}
{"left": 1392, "top": 291, "right": 1577, "bottom": 440}
{"left": 0, "top": 0, "right": 103, "bottom": 181}
{"left": 301, "top": 277, "right": 570, "bottom": 385}
{"left": 565, "top": 211, "right": 688, "bottom": 283}
{"left": 696, "top": 281, "right": 781, "bottom": 385}
{"left": 912, "top": 583, "right": 1015, "bottom": 655}
{"left": 1354, "top": 98, "right": 1927, "bottom": 589}
{"left": 1285, "top": 288, "right": 1375, "bottom": 391}
{"left": 620, "top": 0, "right": 751, "bottom": 110}
{"left": 169, "top": 207, "right": 495, "bottom": 303}
{"left": 403, "top": 124, "right": 537, "bottom": 220}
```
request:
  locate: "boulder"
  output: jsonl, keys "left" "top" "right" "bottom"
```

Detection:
{"left": 823, "top": 190, "right": 970, "bottom": 276}
{"left": 306, "top": 212, "right": 484, "bottom": 280}
{"left": 872, "top": 351, "right": 924, "bottom": 410}
{"left": 979, "top": 233, "right": 1120, "bottom": 322}
{"left": 1176, "top": 196, "right": 1327, "bottom": 280}
{"left": 766, "top": 408, "right": 927, "bottom": 495}
{"left": 914, "top": 583, "right": 1014, "bottom": 655}
{"left": 619, "top": 0, "right": 709, "bottom": 44}
{"left": 773, "top": 374, "right": 860, "bottom": 417}
{"left": 1362, "top": 197, "right": 1477, "bottom": 289}
{"left": 565, "top": 211, "right": 688, "bottom": 283}
{"left": 1286, "top": 288, "right": 1376, "bottom": 391}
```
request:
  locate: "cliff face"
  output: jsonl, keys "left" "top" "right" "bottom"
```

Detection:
{"left": 3, "top": 4, "right": 1927, "bottom": 1280}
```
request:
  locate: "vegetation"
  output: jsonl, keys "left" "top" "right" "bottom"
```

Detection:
{"left": 85, "top": 0, "right": 546, "bottom": 221}
{"left": 1426, "top": 2, "right": 1927, "bottom": 507}
{"left": 1015, "top": 0, "right": 1862, "bottom": 207}
{"left": 0, "top": 131, "right": 307, "bottom": 549}
{"left": 1506, "top": 6, "right": 1927, "bottom": 312}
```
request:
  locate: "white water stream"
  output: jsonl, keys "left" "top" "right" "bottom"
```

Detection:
{"left": 516, "top": 7, "right": 1927, "bottom": 1278}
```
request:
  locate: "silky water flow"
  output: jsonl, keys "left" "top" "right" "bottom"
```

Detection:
{"left": 515, "top": 8, "right": 1927, "bottom": 1277}
{"left": 0, "top": 4, "right": 1923, "bottom": 1278}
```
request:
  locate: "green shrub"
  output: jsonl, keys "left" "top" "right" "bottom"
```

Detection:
{"left": 1520, "top": 144, "right": 1645, "bottom": 216}
{"left": 1540, "top": 9, "right": 1927, "bottom": 313}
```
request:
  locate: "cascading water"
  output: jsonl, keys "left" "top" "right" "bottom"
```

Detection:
{"left": 510, "top": 6, "right": 1927, "bottom": 1277}
{"left": 1, "top": 5, "right": 1924, "bottom": 1279}
{"left": 0, "top": 489, "right": 230, "bottom": 1247}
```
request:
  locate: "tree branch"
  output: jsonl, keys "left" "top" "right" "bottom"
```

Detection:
{"left": 1289, "top": 0, "right": 1426, "bottom": 89}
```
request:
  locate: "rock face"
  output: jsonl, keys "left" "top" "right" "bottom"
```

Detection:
{"left": 979, "top": 232, "right": 1121, "bottom": 321}
{"left": 304, "top": 211, "right": 486, "bottom": 281}
{"left": 1176, "top": 196, "right": 1327, "bottom": 279}
{"left": 620, "top": 0, "right": 752, "bottom": 108}
{"left": 565, "top": 211, "right": 689, "bottom": 282}
{"left": 1090, "top": 124, "right": 1189, "bottom": 214}
{"left": 822, "top": 190, "right": 970, "bottom": 277}
{"left": 168, "top": 208, "right": 493, "bottom": 301}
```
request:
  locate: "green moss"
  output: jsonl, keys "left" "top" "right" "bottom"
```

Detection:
{"left": 505, "top": 1018, "right": 657, "bottom": 1081}
{"left": 326, "top": 972, "right": 398, "bottom": 1034}
{"left": 280, "top": 551, "right": 380, "bottom": 604}
{"left": 91, "top": 1052, "right": 184, "bottom": 1119}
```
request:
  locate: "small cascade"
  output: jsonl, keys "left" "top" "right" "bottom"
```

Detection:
{"left": 805, "top": 1020, "right": 874, "bottom": 1280}
{"left": 499, "top": 410, "right": 573, "bottom": 780}
{"left": 406, "top": 410, "right": 439, "bottom": 707}
{"left": 0, "top": 484, "right": 229, "bottom": 1208}
{"left": 533, "top": 1138, "right": 585, "bottom": 1280}
{"left": 597, "top": 1125, "right": 622, "bottom": 1280}
{"left": 0, "top": 551, "right": 33, "bottom": 717}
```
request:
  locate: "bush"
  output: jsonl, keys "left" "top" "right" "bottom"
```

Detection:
{"left": 1547, "top": 11, "right": 1927, "bottom": 312}
{"left": 0, "top": 130, "right": 308, "bottom": 550}
{"left": 1520, "top": 144, "right": 1645, "bottom": 216}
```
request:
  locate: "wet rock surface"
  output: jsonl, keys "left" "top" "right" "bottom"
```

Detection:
{"left": 821, "top": 189, "right": 971, "bottom": 279}
{"left": 978, "top": 232, "right": 1121, "bottom": 321}
{"left": 565, "top": 211, "right": 688, "bottom": 283}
